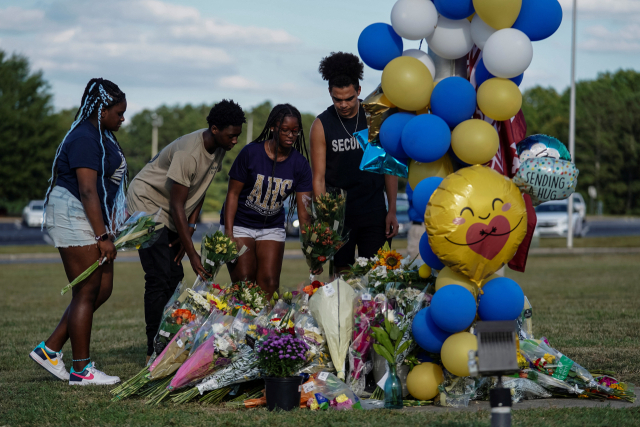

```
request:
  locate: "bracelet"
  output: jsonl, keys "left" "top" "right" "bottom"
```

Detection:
{"left": 188, "top": 223, "right": 197, "bottom": 231}
{"left": 72, "top": 357, "right": 91, "bottom": 362}
{"left": 95, "top": 232, "right": 109, "bottom": 242}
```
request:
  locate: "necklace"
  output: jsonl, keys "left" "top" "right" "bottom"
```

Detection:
{"left": 335, "top": 101, "right": 360, "bottom": 138}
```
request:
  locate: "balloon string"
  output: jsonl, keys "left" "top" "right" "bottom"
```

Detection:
{"left": 419, "top": 39, "right": 424, "bottom": 50}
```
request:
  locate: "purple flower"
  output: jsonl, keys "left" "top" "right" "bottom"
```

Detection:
{"left": 270, "top": 349, "right": 274, "bottom": 353}
{"left": 279, "top": 350, "right": 283, "bottom": 354}
{"left": 285, "top": 354, "right": 290, "bottom": 358}
{"left": 279, "top": 355, "right": 284, "bottom": 359}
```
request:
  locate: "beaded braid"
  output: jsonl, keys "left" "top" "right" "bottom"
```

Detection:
{"left": 251, "top": 104, "right": 309, "bottom": 223}
{"left": 43, "top": 78, "right": 127, "bottom": 234}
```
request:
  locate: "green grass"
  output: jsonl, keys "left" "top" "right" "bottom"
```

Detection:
{"left": 1, "top": 255, "right": 639, "bottom": 426}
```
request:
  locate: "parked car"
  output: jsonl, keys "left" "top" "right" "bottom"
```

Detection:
{"left": 22, "top": 200, "right": 45, "bottom": 228}
{"left": 535, "top": 199, "right": 586, "bottom": 238}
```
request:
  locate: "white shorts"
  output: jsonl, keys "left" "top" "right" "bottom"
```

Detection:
{"left": 219, "top": 225, "right": 286, "bottom": 242}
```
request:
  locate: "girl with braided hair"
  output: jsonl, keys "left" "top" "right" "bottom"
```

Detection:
{"left": 220, "top": 104, "right": 315, "bottom": 298}
{"left": 30, "top": 78, "right": 127, "bottom": 385}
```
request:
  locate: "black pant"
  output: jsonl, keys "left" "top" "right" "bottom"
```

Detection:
{"left": 139, "top": 227, "right": 184, "bottom": 356}
{"left": 333, "top": 209, "right": 390, "bottom": 268}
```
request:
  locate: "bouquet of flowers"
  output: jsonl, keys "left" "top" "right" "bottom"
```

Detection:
{"left": 256, "top": 333, "right": 309, "bottom": 377}
{"left": 61, "top": 210, "right": 164, "bottom": 295}
{"left": 347, "top": 289, "right": 378, "bottom": 396}
{"left": 153, "top": 287, "right": 212, "bottom": 355}
{"left": 219, "top": 281, "right": 268, "bottom": 317}
{"left": 201, "top": 227, "right": 248, "bottom": 279}
{"left": 189, "top": 310, "right": 235, "bottom": 355}
{"left": 295, "top": 313, "right": 334, "bottom": 374}
{"left": 305, "top": 372, "right": 363, "bottom": 411}
{"left": 300, "top": 189, "right": 349, "bottom": 273}
{"left": 111, "top": 316, "right": 204, "bottom": 401}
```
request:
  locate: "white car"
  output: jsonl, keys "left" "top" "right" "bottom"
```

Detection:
{"left": 22, "top": 200, "right": 45, "bottom": 228}
{"left": 535, "top": 199, "right": 586, "bottom": 238}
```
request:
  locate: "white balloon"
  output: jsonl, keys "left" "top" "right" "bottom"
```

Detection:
{"left": 425, "top": 16, "right": 474, "bottom": 60}
{"left": 391, "top": 0, "right": 438, "bottom": 40}
{"left": 483, "top": 29, "right": 533, "bottom": 78}
{"left": 470, "top": 14, "right": 496, "bottom": 50}
{"left": 402, "top": 49, "right": 436, "bottom": 78}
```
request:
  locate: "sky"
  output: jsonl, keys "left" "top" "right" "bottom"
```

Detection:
{"left": 1, "top": 0, "right": 639, "bottom": 117}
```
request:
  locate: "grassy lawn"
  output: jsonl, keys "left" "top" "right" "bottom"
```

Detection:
{"left": 1, "top": 255, "right": 639, "bottom": 426}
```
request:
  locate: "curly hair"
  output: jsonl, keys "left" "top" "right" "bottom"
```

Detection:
{"left": 318, "top": 52, "right": 364, "bottom": 89}
{"left": 206, "top": 99, "right": 246, "bottom": 130}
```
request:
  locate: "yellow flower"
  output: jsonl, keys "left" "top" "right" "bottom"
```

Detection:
{"left": 287, "top": 320, "right": 294, "bottom": 329}
{"left": 248, "top": 325, "right": 257, "bottom": 330}
{"left": 379, "top": 250, "right": 403, "bottom": 270}
{"left": 543, "top": 353, "right": 555, "bottom": 364}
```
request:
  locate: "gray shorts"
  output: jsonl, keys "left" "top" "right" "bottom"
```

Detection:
{"left": 45, "top": 186, "right": 98, "bottom": 248}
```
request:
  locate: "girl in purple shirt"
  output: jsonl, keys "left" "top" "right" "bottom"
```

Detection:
{"left": 221, "top": 104, "right": 315, "bottom": 298}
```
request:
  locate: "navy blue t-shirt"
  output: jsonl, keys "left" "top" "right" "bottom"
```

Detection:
{"left": 220, "top": 141, "right": 313, "bottom": 229}
{"left": 55, "top": 120, "right": 127, "bottom": 224}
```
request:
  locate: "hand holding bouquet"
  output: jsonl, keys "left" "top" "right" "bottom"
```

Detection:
{"left": 299, "top": 189, "right": 349, "bottom": 274}
{"left": 61, "top": 210, "right": 164, "bottom": 295}
{"left": 201, "top": 228, "right": 248, "bottom": 279}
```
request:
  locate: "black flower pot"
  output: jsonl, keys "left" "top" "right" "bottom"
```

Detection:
{"left": 264, "top": 376, "right": 303, "bottom": 411}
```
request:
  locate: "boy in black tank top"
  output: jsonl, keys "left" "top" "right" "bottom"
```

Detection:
{"left": 310, "top": 52, "right": 399, "bottom": 275}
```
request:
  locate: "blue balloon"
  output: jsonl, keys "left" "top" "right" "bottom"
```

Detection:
{"left": 413, "top": 177, "right": 443, "bottom": 217}
{"left": 431, "top": 76, "right": 477, "bottom": 128}
{"left": 430, "top": 285, "right": 477, "bottom": 333}
{"left": 512, "top": 0, "right": 563, "bottom": 42}
{"left": 380, "top": 113, "right": 414, "bottom": 160}
{"left": 357, "top": 23, "right": 403, "bottom": 71}
{"left": 475, "top": 58, "right": 523, "bottom": 87}
{"left": 412, "top": 307, "right": 452, "bottom": 353}
{"left": 401, "top": 115, "right": 451, "bottom": 163}
{"left": 434, "top": 0, "right": 475, "bottom": 21}
{"left": 478, "top": 277, "right": 525, "bottom": 321}
{"left": 419, "top": 232, "right": 445, "bottom": 270}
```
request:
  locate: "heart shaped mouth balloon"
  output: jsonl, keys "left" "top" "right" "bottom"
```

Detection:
{"left": 425, "top": 165, "right": 527, "bottom": 283}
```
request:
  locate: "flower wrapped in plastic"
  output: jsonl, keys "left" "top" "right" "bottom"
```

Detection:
{"left": 110, "top": 315, "right": 204, "bottom": 401}
{"left": 299, "top": 189, "right": 349, "bottom": 274}
{"left": 201, "top": 226, "right": 248, "bottom": 280}
{"left": 347, "top": 289, "right": 377, "bottom": 396}
{"left": 218, "top": 281, "right": 268, "bottom": 317}
{"left": 189, "top": 310, "right": 235, "bottom": 355}
{"left": 153, "top": 287, "right": 212, "bottom": 356}
{"left": 61, "top": 209, "right": 164, "bottom": 295}
{"left": 309, "top": 279, "right": 355, "bottom": 380}
{"left": 295, "top": 313, "right": 334, "bottom": 375}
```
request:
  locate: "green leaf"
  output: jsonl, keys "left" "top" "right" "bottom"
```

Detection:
{"left": 371, "top": 327, "right": 395, "bottom": 356}
{"left": 373, "top": 343, "right": 394, "bottom": 365}
{"left": 397, "top": 340, "right": 412, "bottom": 356}
{"left": 389, "top": 324, "right": 401, "bottom": 341}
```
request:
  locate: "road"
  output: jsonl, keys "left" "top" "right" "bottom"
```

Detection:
{"left": 2, "top": 217, "right": 640, "bottom": 246}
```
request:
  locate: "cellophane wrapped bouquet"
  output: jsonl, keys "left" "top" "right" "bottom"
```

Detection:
{"left": 152, "top": 286, "right": 211, "bottom": 356}
{"left": 201, "top": 227, "right": 248, "bottom": 279}
{"left": 305, "top": 372, "right": 363, "bottom": 411}
{"left": 110, "top": 315, "right": 204, "bottom": 401}
{"left": 61, "top": 209, "right": 164, "bottom": 295}
{"left": 295, "top": 313, "right": 334, "bottom": 375}
{"left": 299, "top": 189, "right": 349, "bottom": 273}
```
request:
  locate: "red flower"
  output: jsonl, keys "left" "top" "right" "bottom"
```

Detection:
{"left": 318, "top": 256, "right": 326, "bottom": 262}
{"left": 311, "top": 280, "right": 322, "bottom": 289}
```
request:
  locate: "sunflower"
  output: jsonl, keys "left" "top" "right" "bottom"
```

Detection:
{"left": 379, "top": 250, "right": 403, "bottom": 270}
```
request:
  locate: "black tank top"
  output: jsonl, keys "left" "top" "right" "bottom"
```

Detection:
{"left": 318, "top": 104, "right": 386, "bottom": 217}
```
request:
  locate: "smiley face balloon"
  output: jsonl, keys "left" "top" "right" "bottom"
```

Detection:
{"left": 425, "top": 165, "right": 527, "bottom": 283}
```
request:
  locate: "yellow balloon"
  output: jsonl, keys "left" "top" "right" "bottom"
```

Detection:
{"left": 425, "top": 165, "right": 527, "bottom": 283}
{"left": 472, "top": 0, "right": 522, "bottom": 30}
{"left": 451, "top": 119, "right": 499, "bottom": 165}
{"left": 406, "top": 362, "right": 444, "bottom": 400}
{"left": 467, "top": 13, "right": 475, "bottom": 22}
{"left": 477, "top": 78, "right": 522, "bottom": 121}
{"left": 419, "top": 264, "right": 432, "bottom": 279}
{"left": 381, "top": 56, "right": 433, "bottom": 111}
{"left": 441, "top": 332, "right": 478, "bottom": 377}
{"left": 416, "top": 107, "right": 429, "bottom": 115}
{"left": 408, "top": 155, "right": 454, "bottom": 189}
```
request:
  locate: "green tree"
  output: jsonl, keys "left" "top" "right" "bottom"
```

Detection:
{"left": 0, "top": 51, "right": 71, "bottom": 214}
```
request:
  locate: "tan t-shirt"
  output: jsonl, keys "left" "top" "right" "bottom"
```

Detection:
{"left": 126, "top": 129, "right": 225, "bottom": 231}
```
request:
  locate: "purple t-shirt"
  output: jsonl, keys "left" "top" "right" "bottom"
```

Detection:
{"left": 221, "top": 141, "right": 313, "bottom": 229}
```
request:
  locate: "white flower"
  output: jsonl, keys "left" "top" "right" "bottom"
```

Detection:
{"left": 356, "top": 257, "right": 369, "bottom": 267}
{"left": 387, "top": 311, "right": 395, "bottom": 323}
{"left": 212, "top": 323, "right": 226, "bottom": 334}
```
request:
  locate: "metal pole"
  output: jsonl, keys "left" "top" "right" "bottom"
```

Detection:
{"left": 246, "top": 115, "right": 254, "bottom": 145}
{"left": 151, "top": 113, "right": 163, "bottom": 159}
{"left": 567, "top": 0, "right": 577, "bottom": 249}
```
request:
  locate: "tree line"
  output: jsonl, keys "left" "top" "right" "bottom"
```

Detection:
{"left": 1, "top": 50, "right": 639, "bottom": 215}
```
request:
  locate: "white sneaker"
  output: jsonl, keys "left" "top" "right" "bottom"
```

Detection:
{"left": 29, "top": 341, "right": 70, "bottom": 381}
{"left": 69, "top": 362, "right": 120, "bottom": 386}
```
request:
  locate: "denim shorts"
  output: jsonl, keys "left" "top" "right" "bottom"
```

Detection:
{"left": 219, "top": 225, "right": 286, "bottom": 242}
{"left": 45, "top": 186, "right": 98, "bottom": 248}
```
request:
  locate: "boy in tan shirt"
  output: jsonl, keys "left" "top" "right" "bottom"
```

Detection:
{"left": 126, "top": 100, "right": 245, "bottom": 359}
